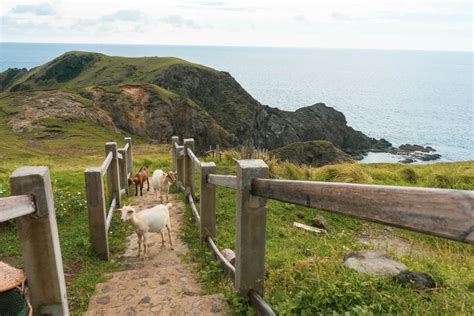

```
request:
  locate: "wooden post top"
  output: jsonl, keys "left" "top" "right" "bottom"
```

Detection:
{"left": 237, "top": 159, "right": 268, "bottom": 170}
{"left": 10, "top": 166, "right": 49, "bottom": 178}
{"left": 183, "top": 138, "right": 195, "bottom": 146}
{"left": 201, "top": 161, "right": 217, "bottom": 168}
{"left": 10, "top": 166, "right": 52, "bottom": 219}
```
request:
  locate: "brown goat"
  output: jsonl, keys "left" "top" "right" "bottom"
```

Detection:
{"left": 128, "top": 166, "right": 150, "bottom": 196}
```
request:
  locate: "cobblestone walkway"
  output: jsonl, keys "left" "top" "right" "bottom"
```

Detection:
{"left": 85, "top": 189, "right": 229, "bottom": 315}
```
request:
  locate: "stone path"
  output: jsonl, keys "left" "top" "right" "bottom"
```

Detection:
{"left": 85, "top": 189, "right": 230, "bottom": 315}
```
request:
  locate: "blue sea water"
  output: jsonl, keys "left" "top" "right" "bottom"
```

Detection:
{"left": 0, "top": 42, "right": 472, "bottom": 162}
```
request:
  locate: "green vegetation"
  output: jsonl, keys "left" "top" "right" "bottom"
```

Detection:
{"left": 270, "top": 140, "right": 353, "bottom": 166}
{"left": 181, "top": 153, "right": 474, "bottom": 315}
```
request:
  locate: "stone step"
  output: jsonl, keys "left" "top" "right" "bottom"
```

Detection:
{"left": 86, "top": 293, "right": 228, "bottom": 315}
{"left": 106, "top": 263, "right": 198, "bottom": 283}
{"left": 117, "top": 255, "right": 187, "bottom": 272}
{"left": 88, "top": 270, "right": 203, "bottom": 311}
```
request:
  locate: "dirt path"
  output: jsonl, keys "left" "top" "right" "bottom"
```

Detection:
{"left": 85, "top": 189, "right": 230, "bottom": 315}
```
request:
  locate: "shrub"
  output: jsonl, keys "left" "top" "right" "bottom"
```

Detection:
{"left": 315, "top": 164, "right": 372, "bottom": 183}
{"left": 221, "top": 150, "right": 240, "bottom": 163}
{"left": 399, "top": 167, "right": 418, "bottom": 184}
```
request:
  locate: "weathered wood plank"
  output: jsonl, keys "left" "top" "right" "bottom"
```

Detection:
{"left": 0, "top": 195, "right": 35, "bottom": 222}
{"left": 124, "top": 137, "right": 133, "bottom": 175}
{"left": 105, "top": 142, "right": 121, "bottom": 208}
{"left": 118, "top": 148, "right": 128, "bottom": 195}
{"left": 206, "top": 236, "right": 235, "bottom": 279}
{"left": 207, "top": 174, "right": 237, "bottom": 190}
{"left": 100, "top": 151, "right": 113, "bottom": 175}
{"left": 106, "top": 197, "right": 116, "bottom": 231}
{"left": 293, "top": 222, "right": 326, "bottom": 234}
{"left": 10, "top": 166, "right": 69, "bottom": 314}
{"left": 187, "top": 147, "right": 201, "bottom": 167}
{"left": 187, "top": 194, "right": 201, "bottom": 224}
{"left": 252, "top": 179, "right": 474, "bottom": 244}
{"left": 249, "top": 290, "right": 276, "bottom": 316}
{"left": 171, "top": 136, "right": 179, "bottom": 172}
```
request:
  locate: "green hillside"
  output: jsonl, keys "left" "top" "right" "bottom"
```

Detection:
{"left": 4, "top": 51, "right": 214, "bottom": 92}
{"left": 0, "top": 51, "right": 392, "bottom": 155}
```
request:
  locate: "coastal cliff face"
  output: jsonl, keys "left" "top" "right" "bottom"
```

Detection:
{"left": 0, "top": 51, "right": 391, "bottom": 153}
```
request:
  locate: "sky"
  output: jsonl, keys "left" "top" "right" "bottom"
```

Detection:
{"left": 0, "top": 0, "right": 472, "bottom": 51}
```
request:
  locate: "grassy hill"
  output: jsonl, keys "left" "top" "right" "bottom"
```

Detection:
{"left": 2, "top": 51, "right": 214, "bottom": 92}
{"left": 0, "top": 51, "right": 392, "bottom": 155}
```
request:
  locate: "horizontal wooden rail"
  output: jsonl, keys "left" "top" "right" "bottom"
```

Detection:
{"left": 106, "top": 197, "right": 116, "bottom": 231}
{"left": 117, "top": 152, "right": 123, "bottom": 160}
{"left": 123, "top": 142, "right": 130, "bottom": 152}
{"left": 208, "top": 174, "right": 237, "bottom": 190}
{"left": 249, "top": 290, "right": 276, "bottom": 316}
{"left": 206, "top": 236, "right": 235, "bottom": 279}
{"left": 0, "top": 194, "right": 35, "bottom": 222}
{"left": 187, "top": 148, "right": 201, "bottom": 167}
{"left": 252, "top": 179, "right": 474, "bottom": 244}
{"left": 100, "top": 151, "right": 113, "bottom": 175}
{"left": 188, "top": 194, "right": 201, "bottom": 224}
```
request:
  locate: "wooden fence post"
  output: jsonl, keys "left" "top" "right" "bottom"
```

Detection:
{"left": 118, "top": 148, "right": 128, "bottom": 195}
{"left": 176, "top": 146, "right": 184, "bottom": 189}
{"left": 200, "top": 162, "right": 216, "bottom": 240}
{"left": 124, "top": 137, "right": 133, "bottom": 176}
{"left": 10, "top": 166, "right": 69, "bottom": 315}
{"left": 106, "top": 142, "right": 121, "bottom": 207}
{"left": 235, "top": 159, "right": 269, "bottom": 296}
{"left": 85, "top": 168, "right": 109, "bottom": 260}
{"left": 172, "top": 136, "right": 179, "bottom": 172}
{"left": 183, "top": 138, "right": 195, "bottom": 198}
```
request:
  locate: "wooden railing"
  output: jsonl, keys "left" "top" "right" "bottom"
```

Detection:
{"left": 84, "top": 137, "right": 133, "bottom": 260}
{"left": 171, "top": 136, "right": 474, "bottom": 316}
{"left": 0, "top": 167, "right": 69, "bottom": 315}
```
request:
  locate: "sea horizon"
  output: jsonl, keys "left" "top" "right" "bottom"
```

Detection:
{"left": 2, "top": 41, "right": 473, "bottom": 54}
{"left": 1, "top": 42, "right": 473, "bottom": 163}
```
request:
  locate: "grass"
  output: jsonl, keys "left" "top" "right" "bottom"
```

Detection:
{"left": 0, "top": 126, "right": 173, "bottom": 314}
{"left": 181, "top": 153, "right": 474, "bottom": 315}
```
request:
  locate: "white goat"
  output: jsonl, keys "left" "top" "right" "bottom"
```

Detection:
{"left": 120, "top": 204, "right": 173, "bottom": 257}
{"left": 151, "top": 169, "right": 177, "bottom": 203}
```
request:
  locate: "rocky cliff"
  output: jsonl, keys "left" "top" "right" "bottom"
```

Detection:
{"left": 0, "top": 51, "right": 391, "bottom": 154}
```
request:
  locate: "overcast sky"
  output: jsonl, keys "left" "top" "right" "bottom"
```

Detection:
{"left": 1, "top": 0, "right": 472, "bottom": 51}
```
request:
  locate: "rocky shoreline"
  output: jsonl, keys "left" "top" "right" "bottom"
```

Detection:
{"left": 354, "top": 144, "right": 442, "bottom": 164}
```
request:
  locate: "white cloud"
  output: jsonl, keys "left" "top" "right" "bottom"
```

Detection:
{"left": 0, "top": 0, "right": 471, "bottom": 51}
{"left": 10, "top": 2, "right": 55, "bottom": 16}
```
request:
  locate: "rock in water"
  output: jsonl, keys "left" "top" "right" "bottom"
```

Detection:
{"left": 395, "top": 270, "right": 436, "bottom": 290}
{"left": 343, "top": 251, "right": 407, "bottom": 277}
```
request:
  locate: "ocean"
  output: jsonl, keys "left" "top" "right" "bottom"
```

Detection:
{"left": 1, "top": 42, "right": 472, "bottom": 162}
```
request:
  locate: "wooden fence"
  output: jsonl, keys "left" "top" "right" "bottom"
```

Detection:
{"left": 84, "top": 137, "right": 133, "bottom": 260}
{"left": 172, "top": 136, "right": 474, "bottom": 316}
{"left": 0, "top": 166, "right": 69, "bottom": 315}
